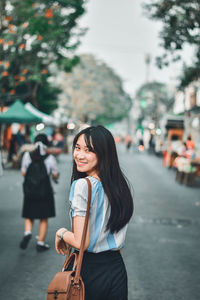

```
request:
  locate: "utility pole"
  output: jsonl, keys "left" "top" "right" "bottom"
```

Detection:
{"left": 145, "top": 54, "right": 151, "bottom": 83}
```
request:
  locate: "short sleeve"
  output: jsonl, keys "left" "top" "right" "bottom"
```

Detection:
{"left": 69, "top": 179, "right": 88, "bottom": 217}
{"left": 47, "top": 155, "right": 58, "bottom": 175}
{"left": 21, "top": 152, "right": 31, "bottom": 173}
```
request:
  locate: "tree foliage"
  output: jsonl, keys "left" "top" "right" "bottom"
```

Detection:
{"left": 143, "top": 0, "right": 200, "bottom": 87}
{"left": 179, "top": 50, "right": 200, "bottom": 88}
{"left": 136, "top": 81, "right": 173, "bottom": 124}
{"left": 0, "top": 0, "right": 86, "bottom": 112}
{"left": 56, "top": 54, "right": 132, "bottom": 125}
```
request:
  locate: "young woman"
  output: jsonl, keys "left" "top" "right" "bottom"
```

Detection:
{"left": 55, "top": 125, "right": 133, "bottom": 299}
{"left": 20, "top": 133, "right": 59, "bottom": 252}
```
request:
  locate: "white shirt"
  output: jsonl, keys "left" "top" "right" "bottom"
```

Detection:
{"left": 21, "top": 151, "right": 58, "bottom": 175}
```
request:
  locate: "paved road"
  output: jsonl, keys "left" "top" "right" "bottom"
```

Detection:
{"left": 0, "top": 147, "right": 200, "bottom": 300}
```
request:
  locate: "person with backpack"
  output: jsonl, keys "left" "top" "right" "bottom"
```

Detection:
{"left": 20, "top": 133, "right": 59, "bottom": 252}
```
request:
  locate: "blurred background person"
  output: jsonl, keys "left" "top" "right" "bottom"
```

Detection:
{"left": 20, "top": 133, "right": 59, "bottom": 252}
{"left": 186, "top": 135, "right": 195, "bottom": 150}
{"left": 124, "top": 133, "right": 133, "bottom": 152}
{"left": 53, "top": 129, "right": 64, "bottom": 150}
{"left": 7, "top": 134, "right": 17, "bottom": 162}
{"left": 143, "top": 129, "right": 151, "bottom": 151}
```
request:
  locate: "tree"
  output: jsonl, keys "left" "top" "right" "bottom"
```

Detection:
{"left": 0, "top": 0, "right": 86, "bottom": 113}
{"left": 179, "top": 49, "right": 200, "bottom": 88}
{"left": 56, "top": 54, "right": 132, "bottom": 125}
{"left": 143, "top": 0, "right": 200, "bottom": 87}
{"left": 135, "top": 81, "right": 173, "bottom": 126}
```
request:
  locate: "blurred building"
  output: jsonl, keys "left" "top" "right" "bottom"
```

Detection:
{"left": 173, "top": 80, "right": 200, "bottom": 149}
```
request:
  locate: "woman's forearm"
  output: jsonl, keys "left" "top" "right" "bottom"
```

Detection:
{"left": 56, "top": 228, "right": 89, "bottom": 250}
{"left": 63, "top": 230, "right": 81, "bottom": 249}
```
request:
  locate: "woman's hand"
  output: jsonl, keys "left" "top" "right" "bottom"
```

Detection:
{"left": 55, "top": 228, "right": 70, "bottom": 255}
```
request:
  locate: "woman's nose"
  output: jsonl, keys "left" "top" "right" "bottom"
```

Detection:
{"left": 77, "top": 151, "right": 85, "bottom": 159}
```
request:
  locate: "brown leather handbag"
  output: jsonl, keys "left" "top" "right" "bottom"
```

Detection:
{"left": 46, "top": 178, "right": 92, "bottom": 300}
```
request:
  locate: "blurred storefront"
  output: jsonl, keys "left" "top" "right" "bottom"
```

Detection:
{"left": 184, "top": 83, "right": 200, "bottom": 150}
{"left": 168, "top": 80, "right": 200, "bottom": 186}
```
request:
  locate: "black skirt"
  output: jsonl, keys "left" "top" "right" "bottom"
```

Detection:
{"left": 22, "top": 193, "right": 55, "bottom": 219}
{"left": 72, "top": 250, "right": 128, "bottom": 300}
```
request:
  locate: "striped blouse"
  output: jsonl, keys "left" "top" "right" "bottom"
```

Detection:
{"left": 69, "top": 176, "right": 128, "bottom": 253}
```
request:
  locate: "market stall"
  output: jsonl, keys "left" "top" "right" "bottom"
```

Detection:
{"left": 0, "top": 100, "right": 42, "bottom": 168}
{"left": 174, "top": 149, "right": 200, "bottom": 186}
{"left": 161, "top": 115, "right": 184, "bottom": 168}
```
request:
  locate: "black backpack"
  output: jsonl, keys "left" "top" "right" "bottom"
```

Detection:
{"left": 23, "top": 153, "right": 53, "bottom": 201}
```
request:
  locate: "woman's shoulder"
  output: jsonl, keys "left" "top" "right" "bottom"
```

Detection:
{"left": 69, "top": 178, "right": 89, "bottom": 202}
{"left": 73, "top": 177, "right": 101, "bottom": 188}
{"left": 45, "top": 153, "right": 54, "bottom": 160}
{"left": 69, "top": 177, "right": 103, "bottom": 206}
{"left": 71, "top": 177, "right": 101, "bottom": 194}
{"left": 72, "top": 178, "right": 89, "bottom": 190}
{"left": 45, "top": 153, "right": 57, "bottom": 163}
{"left": 23, "top": 151, "right": 31, "bottom": 160}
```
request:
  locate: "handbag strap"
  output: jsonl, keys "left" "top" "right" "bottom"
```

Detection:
{"left": 73, "top": 177, "right": 92, "bottom": 283}
{"left": 62, "top": 252, "right": 78, "bottom": 271}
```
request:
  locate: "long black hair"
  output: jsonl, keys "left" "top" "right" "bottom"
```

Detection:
{"left": 71, "top": 125, "right": 134, "bottom": 233}
{"left": 31, "top": 133, "right": 49, "bottom": 162}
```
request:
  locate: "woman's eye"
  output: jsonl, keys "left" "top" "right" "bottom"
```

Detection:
{"left": 75, "top": 146, "right": 80, "bottom": 150}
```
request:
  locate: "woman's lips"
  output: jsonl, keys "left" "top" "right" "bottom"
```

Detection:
{"left": 76, "top": 161, "right": 87, "bottom": 166}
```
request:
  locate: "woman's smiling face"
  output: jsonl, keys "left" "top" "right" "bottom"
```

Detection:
{"left": 73, "top": 134, "right": 98, "bottom": 177}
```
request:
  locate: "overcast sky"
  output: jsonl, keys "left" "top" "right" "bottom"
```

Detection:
{"left": 76, "top": 0, "right": 193, "bottom": 96}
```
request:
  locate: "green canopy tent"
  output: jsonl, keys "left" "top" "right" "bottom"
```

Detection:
{"left": 25, "top": 102, "right": 57, "bottom": 125}
{"left": 0, "top": 100, "right": 42, "bottom": 124}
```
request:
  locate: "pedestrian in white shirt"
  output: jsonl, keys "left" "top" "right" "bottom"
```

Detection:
{"left": 20, "top": 133, "right": 59, "bottom": 252}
